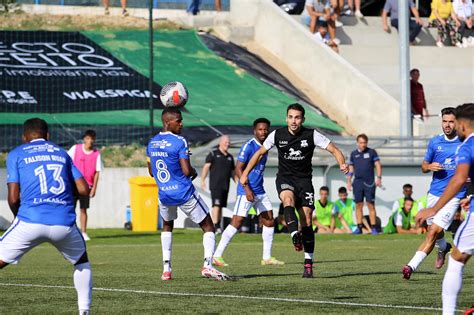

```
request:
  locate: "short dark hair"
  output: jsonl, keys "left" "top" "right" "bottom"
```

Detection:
{"left": 317, "top": 21, "right": 328, "bottom": 28}
{"left": 23, "top": 118, "right": 48, "bottom": 138}
{"left": 320, "top": 186, "right": 329, "bottom": 192}
{"left": 356, "top": 134, "right": 368, "bottom": 142}
{"left": 253, "top": 118, "right": 271, "bottom": 128}
{"left": 338, "top": 187, "right": 347, "bottom": 194}
{"left": 441, "top": 107, "right": 456, "bottom": 117}
{"left": 82, "top": 129, "right": 96, "bottom": 139}
{"left": 162, "top": 107, "right": 182, "bottom": 117}
{"left": 455, "top": 103, "right": 474, "bottom": 122}
{"left": 410, "top": 68, "right": 419, "bottom": 75}
{"left": 403, "top": 184, "right": 413, "bottom": 189}
{"left": 404, "top": 197, "right": 414, "bottom": 203}
{"left": 287, "top": 103, "right": 305, "bottom": 117}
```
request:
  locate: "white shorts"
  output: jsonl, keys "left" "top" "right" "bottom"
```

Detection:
{"left": 0, "top": 218, "right": 86, "bottom": 265}
{"left": 454, "top": 212, "right": 474, "bottom": 255}
{"left": 159, "top": 193, "right": 209, "bottom": 224}
{"left": 425, "top": 193, "right": 460, "bottom": 230}
{"left": 233, "top": 194, "right": 273, "bottom": 217}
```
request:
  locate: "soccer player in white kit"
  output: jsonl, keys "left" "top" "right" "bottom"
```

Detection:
{"left": 1, "top": 118, "right": 92, "bottom": 314}
{"left": 416, "top": 103, "right": 474, "bottom": 315}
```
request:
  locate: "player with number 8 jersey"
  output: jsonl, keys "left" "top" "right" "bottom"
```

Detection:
{"left": 147, "top": 107, "right": 229, "bottom": 281}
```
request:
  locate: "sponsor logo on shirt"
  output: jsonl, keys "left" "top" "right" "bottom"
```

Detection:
{"left": 151, "top": 140, "right": 172, "bottom": 149}
{"left": 278, "top": 140, "right": 288, "bottom": 148}
{"left": 437, "top": 146, "right": 443, "bottom": 152}
{"left": 284, "top": 148, "right": 304, "bottom": 160}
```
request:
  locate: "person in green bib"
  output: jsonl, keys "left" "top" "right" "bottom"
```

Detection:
{"left": 391, "top": 184, "right": 414, "bottom": 213}
{"left": 312, "top": 186, "right": 334, "bottom": 233}
{"left": 332, "top": 187, "right": 371, "bottom": 234}
{"left": 384, "top": 197, "right": 422, "bottom": 234}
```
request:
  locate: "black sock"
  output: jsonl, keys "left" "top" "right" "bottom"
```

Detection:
{"left": 357, "top": 224, "right": 364, "bottom": 231}
{"left": 302, "top": 226, "right": 315, "bottom": 256}
{"left": 284, "top": 206, "right": 299, "bottom": 234}
{"left": 304, "top": 259, "right": 313, "bottom": 265}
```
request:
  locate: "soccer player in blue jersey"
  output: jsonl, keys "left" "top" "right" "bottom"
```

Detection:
{"left": 1, "top": 118, "right": 92, "bottom": 315}
{"left": 147, "top": 107, "right": 228, "bottom": 281}
{"left": 415, "top": 103, "right": 474, "bottom": 314}
{"left": 213, "top": 118, "right": 284, "bottom": 267}
{"left": 403, "top": 107, "right": 467, "bottom": 280}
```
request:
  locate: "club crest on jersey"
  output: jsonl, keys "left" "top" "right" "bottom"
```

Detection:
{"left": 151, "top": 140, "right": 172, "bottom": 149}
{"left": 300, "top": 140, "right": 308, "bottom": 148}
{"left": 305, "top": 192, "right": 314, "bottom": 205}
{"left": 437, "top": 146, "right": 443, "bottom": 152}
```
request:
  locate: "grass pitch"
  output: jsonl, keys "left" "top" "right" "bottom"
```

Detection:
{"left": 0, "top": 229, "right": 472, "bottom": 314}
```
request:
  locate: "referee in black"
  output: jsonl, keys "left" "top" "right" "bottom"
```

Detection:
{"left": 240, "top": 104, "right": 348, "bottom": 278}
{"left": 201, "top": 135, "right": 237, "bottom": 233}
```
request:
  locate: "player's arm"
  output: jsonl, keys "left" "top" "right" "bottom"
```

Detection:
{"left": 416, "top": 163, "right": 470, "bottom": 225}
{"left": 330, "top": 215, "right": 336, "bottom": 233}
{"left": 421, "top": 160, "right": 443, "bottom": 173}
{"left": 147, "top": 160, "right": 153, "bottom": 177}
{"left": 313, "top": 217, "right": 330, "bottom": 232}
{"left": 325, "top": 143, "right": 349, "bottom": 174}
{"left": 374, "top": 160, "right": 382, "bottom": 187}
{"left": 7, "top": 183, "right": 20, "bottom": 217}
{"left": 235, "top": 160, "right": 255, "bottom": 202}
{"left": 396, "top": 225, "right": 417, "bottom": 234}
{"left": 75, "top": 177, "right": 90, "bottom": 197}
{"left": 240, "top": 146, "right": 269, "bottom": 187}
{"left": 200, "top": 162, "right": 211, "bottom": 190}
{"left": 180, "top": 158, "right": 197, "bottom": 179}
{"left": 346, "top": 164, "right": 354, "bottom": 191}
{"left": 337, "top": 213, "right": 351, "bottom": 233}
{"left": 90, "top": 172, "right": 100, "bottom": 198}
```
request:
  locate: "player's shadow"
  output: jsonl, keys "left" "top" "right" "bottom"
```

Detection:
{"left": 233, "top": 273, "right": 301, "bottom": 279}
{"left": 284, "top": 258, "right": 379, "bottom": 265}
{"left": 320, "top": 271, "right": 435, "bottom": 279}
{"left": 92, "top": 233, "right": 160, "bottom": 239}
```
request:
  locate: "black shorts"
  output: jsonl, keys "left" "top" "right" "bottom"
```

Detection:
{"left": 275, "top": 176, "right": 315, "bottom": 210}
{"left": 353, "top": 180, "right": 376, "bottom": 203}
{"left": 210, "top": 189, "right": 229, "bottom": 208}
{"left": 75, "top": 195, "right": 90, "bottom": 209}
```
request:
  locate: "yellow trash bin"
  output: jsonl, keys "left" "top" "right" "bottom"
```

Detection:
{"left": 128, "top": 176, "right": 159, "bottom": 232}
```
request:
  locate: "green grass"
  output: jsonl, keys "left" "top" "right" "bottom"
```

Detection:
{"left": 0, "top": 229, "right": 472, "bottom": 314}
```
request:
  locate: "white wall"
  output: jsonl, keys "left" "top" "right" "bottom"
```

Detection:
{"left": 0, "top": 166, "right": 431, "bottom": 229}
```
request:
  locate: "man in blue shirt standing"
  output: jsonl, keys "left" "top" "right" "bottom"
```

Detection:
{"left": 415, "top": 103, "right": 474, "bottom": 314}
{"left": 347, "top": 134, "right": 382, "bottom": 235}
{"left": 147, "top": 107, "right": 228, "bottom": 281}
{"left": 213, "top": 118, "right": 284, "bottom": 267}
{"left": 1, "top": 118, "right": 92, "bottom": 314}
{"left": 403, "top": 107, "right": 467, "bottom": 280}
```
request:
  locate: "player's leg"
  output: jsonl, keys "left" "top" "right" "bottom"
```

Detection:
{"left": 257, "top": 195, "right": 284, "bottom": 265}
{"left": 365, "top": 183, "right": 378, "bottom": 235}
{"left": 353, "top": 181, "right": 365, "bottom": 234}
{"left": 280, "top": 190, "right": 302, "bottom": 251}
{"left": 79, "top": 196, "right": 91, "bottom": 241}
{"left": 51, "top": 225, "right": 92, "bottom": 314}
{"left": 213, "top": 195, "right": 249, "bottom": 266}
{"left": 442, "top": 213, "right": 473, "bottom": 314}
{"left": 298, "top": 206, "right": 315, "bottom": 278}
{"left": 159, "top": 204, "right": 178, "bottom": 280}
{"left": 210, "top": 189, "right": 223, "bottom": 232}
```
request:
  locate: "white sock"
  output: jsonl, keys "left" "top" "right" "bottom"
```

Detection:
{"left": 290, "top": 231, "right": 298, "bottom": 237}
{"left": 214, "top": 225, "right": 237, "bottom": 258}
{"left": 262, "top": 226, "right": 274, "bottom": 260}
{"left": 161, "top": 232, "right": 172, "bottom": 272}
{"left": 74, "top": 262, "right": 92, "bottom": 312}
{"left": 304, "top": 252, "right": 314, "bottom": 261}
{"left": 436, "top": 237, "right": 448, "bottom": 252}
{"left": 203, "top": 232, "right": 216, "bottom": 268}
{"left": 408, "top": 251, "right": 427, "bottom": 271}
{"left": 442, "top": 256, "right": 464, "bottom": 315}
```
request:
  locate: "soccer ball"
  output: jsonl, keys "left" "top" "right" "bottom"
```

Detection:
{"left": 159, "top": 81, "right": 188, "bottom": 107}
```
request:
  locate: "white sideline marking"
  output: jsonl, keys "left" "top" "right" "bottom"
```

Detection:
{"left": 0, "top": 282, "right": 456, "bottom": 312}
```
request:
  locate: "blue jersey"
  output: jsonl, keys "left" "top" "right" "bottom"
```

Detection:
{"left": 236, "top": 138, "right": 267, "bottom": 196}
{"left": 455, "top": 134, "right": 474, "bottom": 213}
{"left": 424, "top": 134, "right": 466, "bottom": 198}
{"left": 147, "top": 132, "right": 195, "bottom": 206}
{"left": 6, "top": 139, "right": 83, "bottom": 226}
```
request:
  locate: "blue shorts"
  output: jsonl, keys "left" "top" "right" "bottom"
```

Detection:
{"left": 301, "top": 15, "right": 327, "bottom": 27}
{"left": 353, "top": 180, "right": 376, "bottom": 203}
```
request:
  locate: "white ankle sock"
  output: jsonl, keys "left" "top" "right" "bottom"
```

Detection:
{"left": 74, "top": 262, "right": 92, "bottom": 312}
{"left": 408, "top": 251, "right": 427, "bottom": 271}
{"left": 161, "top": 232, "right": 172, "bottom": 272}
{"left": 214, "top": 225, "right": 237, "bottom": 258}
{"left": 442, "top": 256, "right": 464, "bottom": 315}
{"left": 203, "top": 232, "right": 216, "bottom": 268}
{"left": 262, "top": 226, "right": 274, "bottom": 260}
{"left": 304, "top": 252, "right": 314, "bottom": 261}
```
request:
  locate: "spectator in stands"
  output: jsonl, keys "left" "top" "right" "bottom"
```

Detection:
{"left": 68, "top": 130, "right": 104, "bottom": 241}
{"left": 410, "top": 69, "right": 429, "bottom": 119}
{"left": 187, "top": 0, "right": 201, "bottom": 15}
{"left": 314, "top": 21, "right": 340, "bottom": 52}
{"left": 201, "top": 135, "right": 237, "bottom": 233}
{"left": 453, "top": 0, "right": 474, "bottom": 47}
{"left": 428, "top": 0, "right": 461, "bottom": 47}
{"left": 382, "top": 0, "right": 423, "bottom": 45}
{"left": 347, "top": 134, "right": 382, "bottom": 235}
{"left": 302, "top": 0, "right": 339, "bottom": 44}
{"left": 313, "top": 186, "right": 334, "bottom": 233}
{"left": 348, "top": 0, "right": 363, "bottom": 18}
{"left": 392, "top": 184, "right": 414, "bottom": 213}
{"left": 215, "top": 0, "right": 222, "bottom": 12}
{"left": 103, "top": 0, "right": 127, "bottom": 16}
{"left": 330, "top": 0, "right": 345, "bottom": 26}
{"left": 384, "top": 198, "right": 422, "bottom": 234}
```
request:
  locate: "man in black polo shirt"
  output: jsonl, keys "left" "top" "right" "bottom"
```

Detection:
{"left": 201, "top": 135, "right": 236, "bottom": 232}
{"left": 346, "top": 134, "right": 382, "bottom": 235}
{"left": 240, "top": 103, "right": 348, "bottom": 278}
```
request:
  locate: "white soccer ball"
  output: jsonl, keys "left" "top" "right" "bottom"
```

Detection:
{"left": 159, "top": 81, "right": 189, "bottom": 107}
